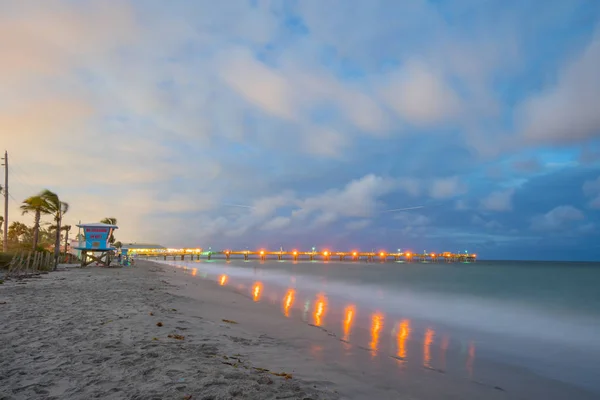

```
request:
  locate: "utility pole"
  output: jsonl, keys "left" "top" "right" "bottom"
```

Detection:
{"left": 1, "top": 151, "right": 7, "bottom": 252}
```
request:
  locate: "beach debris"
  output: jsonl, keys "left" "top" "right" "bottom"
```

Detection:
{"left": 168, "top": 334, "right": 185, "bottom": 340}
{"left": 0, "top": 279, "right": 4, "bottom": 284}
{"left": 148, "top": 288, "right": 155, "bottom": 291}
{"left": 0, "top": 301, "right": 7, "bottom": 305}
{"left": 100, "top": 319, "right": 113, "bottom": 325}
{"left": 152, "top": 337, "right": 159, "bottom": 341}
{"left": 271, "top": 371, "right": 293, "bottom": 380}
{"left": 183, "top": 396, "right": 192, "bottom": 400}
{"left": 149, "top": 312, "right": 154, "bottom": 316}
{"left": 222, "top": 319, "right": 238, "bottom": 324}
{"left": 171, "top": 308, "right": 177, "bottom": 311}
{"left": 156, "top": 322, "right": 163, "bottom": 327}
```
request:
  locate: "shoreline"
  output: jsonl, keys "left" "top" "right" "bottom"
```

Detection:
{"left": 0, "top": 260, "right": 340, "bottom": 399}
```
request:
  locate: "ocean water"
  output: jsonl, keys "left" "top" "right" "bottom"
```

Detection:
{"left": 155, "top": 257, "right": 600, "bottom": 397}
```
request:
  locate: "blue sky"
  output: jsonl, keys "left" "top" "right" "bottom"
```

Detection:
{"left": 2, "top": 0, "right": 600, "bottom": 260}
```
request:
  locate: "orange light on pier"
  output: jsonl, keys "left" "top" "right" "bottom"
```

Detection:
{"left": 192, "top": 268, "right": 197, "bottom": 276}
{"left": 342, "top": 305, "right": 355, "bottom": 342}
{"left": 406, "top": 252, "right": 412, "bottom": 257}
{"left": 397, "top": 319, "right": 411, "bottom": 360}
{"left": 352, "top": 251, "right": 358, "bottom": 256}
{"left": 370, "top": 313, "right": 384, "bottom": 355}
{"left": 219, "top": 275, "right": 228, "bottom": 286}
{"left": 259, "top": 250, "right": 265, "bottom": 255}
{"left": 472, "top": 254, "right": 477, "bottom": 257}
{"left": 283, "top": 289, "right": 295, "bottom": 317}
{"left": 379, "top": 252, "right": 385, "bottom": 257}
{"left": 252, "top": 282, "right": 262, "bottom": 302}
{"left": 292, "top": 250, "right": 298, "bottom": 255}
{"left": 323, "top": 250, "right": 329, "bottom": 256}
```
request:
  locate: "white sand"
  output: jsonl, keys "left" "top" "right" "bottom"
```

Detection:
{"left": 0, "top": 261, "right": 340, "bottom": 400}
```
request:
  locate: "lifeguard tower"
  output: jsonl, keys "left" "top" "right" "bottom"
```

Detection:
{"left": 74, "top": 222, "right": 118, "bottom": 267}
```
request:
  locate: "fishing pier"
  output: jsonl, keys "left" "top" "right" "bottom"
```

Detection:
{"left": 131, "top": 247, "right": 477, "bottom": 263}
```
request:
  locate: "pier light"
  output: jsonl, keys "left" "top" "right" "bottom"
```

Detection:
{"left": 406, "top": 252, "right": 411, "bottom": 257}
{"left": 352, "top": 251, "right": 357, "bottom": 256}
{"left": 260, "top": 250, "right": 265, "bottom": 255}
{"left": 379, "top": 252, "right": 385, "bottom": 257}
{"left": 472, "top": 254, "right": 476, "bottom": 257}
{"left": 431, "top": 253, "right": 436, "bottom": 257}
{"left": 293, "top": 250, "right": 298, "bottom": 255}
{"left": 323, "top": 250, "right": 329, "bottom": 256}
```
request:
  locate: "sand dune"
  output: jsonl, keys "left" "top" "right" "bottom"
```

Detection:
{"left": 0, "top": 262, "right": 340, "bottom": 400}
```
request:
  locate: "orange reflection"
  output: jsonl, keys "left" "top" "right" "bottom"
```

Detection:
{"left": 467, "top": 341, "right": 476, "bottom": 378}
{"left": 219, "top": 275, "right": 228, "bottom": 286}
{"left": 313, "top": 294, "right": 327, "bottom": 326}
{"left": 283, "top": 289, "right": 295, "bottom": 317}
{"left": 424, "top": 328, "right": 435, "bottom": 368}
{"left": 192, "top": 268, "right": 197, "bottom": 276}
{"left": 397, "top": 319, "right": 411, "bottom": 360}
{"left": 370, "top": 313, "right": 384, "bottom": 355}
{"left": 252, "top": 282, "right": 262, "bottom": 302}
{"left": 342, "top": 305, "right": 355, "bottom": 341}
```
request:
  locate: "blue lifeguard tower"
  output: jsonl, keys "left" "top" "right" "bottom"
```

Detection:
{"left": 74, "top": 222, "right": 118, "bottom": 267}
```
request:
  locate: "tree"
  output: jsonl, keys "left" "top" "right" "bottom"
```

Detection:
{"left": 113, "top": 241, "right": 122, "bottom": 249}
{"left": 8, "top": 221, "right": 30, "bottom": 244}
{"left": 41, "top": 190, "right": 69, "bottom": 270}
{"left": 62, "top": 225, "right": 71, "bottom": 260}
{"left": 20, "top": 193, "right": 52, "bottom": 250}
{"left": 100, "top": 217, "right": 117, "bottom": 244}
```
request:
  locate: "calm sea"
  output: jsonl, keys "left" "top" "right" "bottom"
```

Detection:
{"left": 156, "top": 258, "right": 600, "bottom": 398}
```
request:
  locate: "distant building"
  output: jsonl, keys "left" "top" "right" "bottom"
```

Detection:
{"left": 121, "top": 243, "right": 166, "bottom": 255}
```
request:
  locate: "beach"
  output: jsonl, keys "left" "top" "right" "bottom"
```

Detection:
{"left": 0, "top": 261, "right": 340, "bottom": 400}
{"left": 2, "top": 259, "right": 599, "bottom": 400}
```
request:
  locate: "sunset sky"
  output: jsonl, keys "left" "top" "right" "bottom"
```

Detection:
{"left": 2, "top": 0, "right": 600, "bottom": 260}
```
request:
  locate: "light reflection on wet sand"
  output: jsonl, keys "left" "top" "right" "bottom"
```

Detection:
{"left": 175, "top": 263, "right": 480, "bottom": 378}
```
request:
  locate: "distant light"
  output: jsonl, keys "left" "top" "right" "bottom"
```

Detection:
{"left": 260, "top": 250, "right": 265, "bottom": 255}
{"left": 323, "top": 251, "right": 329, "bottom": 256}
{"left": 379, "top": 252, "right": 384, "bottom": 257}
{"left": 293, "top": 250, "right": 298, "bottom": 255}
{"left": 406, "top": 252, "right": 411, "bottom": 257}
{"left": 431, "top": 253, "right": 436, "bottom": 257}
{"left": 352, "top": 251, "right": 357, "bottom": 256}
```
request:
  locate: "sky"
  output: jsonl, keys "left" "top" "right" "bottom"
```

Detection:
{"left": 1, "top": 0, "right": 600, "bottom": 261}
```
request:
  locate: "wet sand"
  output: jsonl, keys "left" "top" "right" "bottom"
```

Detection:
{"left": 0, "top": 261, "right": 339, "bottom": 400}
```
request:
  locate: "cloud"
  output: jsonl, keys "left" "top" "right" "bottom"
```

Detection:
{"left": 394, "top": 213, "right": 431, "bottom": 226}
{"left": 530, "top": 206, "right": 585, "bottom": 231}
{"left": 583, "top": 176, "right": 600, "bottom": 208}
{"left": 480, "top": 188, "right": 515, "bottom": 211}
{"left": 380, "top": 60, "right": 462, "bottom": 127}
{"left": 429, "top": 176, "right": 466, "bottom": 199}
{"left": 345, "top": 219, "right": 371, "bottom": 231}
{"left": 518, "top": 30, "right": 600, "bottom": 145}
{"left": 512, "top": 158, "right": 542, "bottom": 173}
{"left": 261, "top": 216, "right": 292, "bottom": 231}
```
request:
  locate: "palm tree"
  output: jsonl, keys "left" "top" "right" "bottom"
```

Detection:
{"left": 41, "top": 190, "right": 69, "bottom": 270}
{"left": 100, "top": 217, "right": 117, "bottom": 244}
{"left": 20, "top": 193, "right": 52, "bottom": 250}
{"left": 8, "top": 221, "right": 30, "bottom": 244}
{"left": 62, "top": 225, "right": 71, "bottom": 261}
